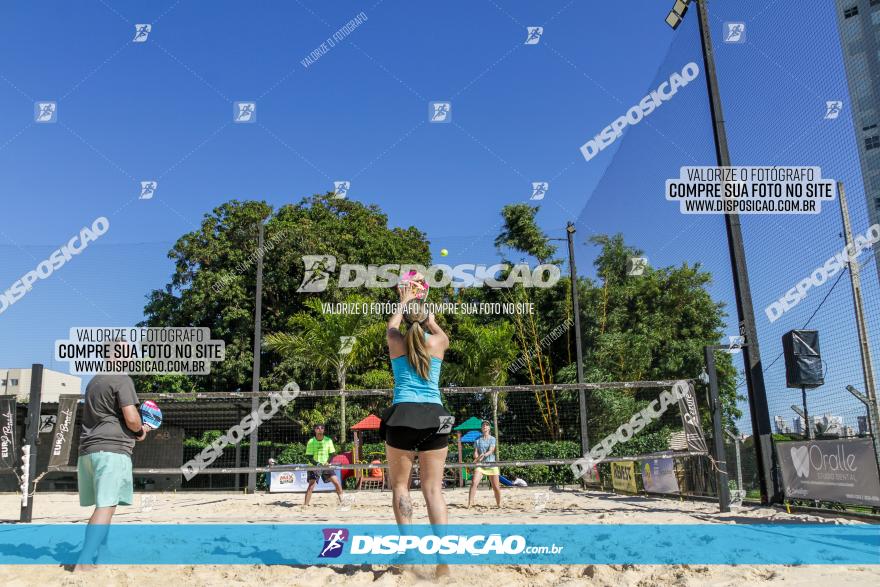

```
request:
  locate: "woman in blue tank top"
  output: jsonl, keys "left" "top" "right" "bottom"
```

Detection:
{"left": 381, "top": 273, "right": 452, "bottom": 576}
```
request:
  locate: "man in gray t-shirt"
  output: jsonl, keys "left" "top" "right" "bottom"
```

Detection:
{"left": 76, "top": 366, "right": 152, "bottom": 571}
{"left": 80, "top": 374, "right": 141, "bottom": 457}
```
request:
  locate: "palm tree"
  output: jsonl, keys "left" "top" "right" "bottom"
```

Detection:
{"left": 449, "top": 319, "right": 518, "bottom": 387}
{"left": 265, "top": 296, "right": 385, "bottom": 444}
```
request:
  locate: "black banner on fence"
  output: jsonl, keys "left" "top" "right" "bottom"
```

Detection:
{"left": 777, "top": 438, "right": 880, "bottom": 507}
{"left": 48, "top": 397, "right": 78, "bottom": 470}
{"left": 676, "top": 382, "right": 708, "bottom": 453}
{"left": 0, "top": 397, "right": 16, "bottom": 471}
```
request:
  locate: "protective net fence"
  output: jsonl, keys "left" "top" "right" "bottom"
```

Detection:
{"left": 567, "top": 0, "right": 880, "bottom": 510}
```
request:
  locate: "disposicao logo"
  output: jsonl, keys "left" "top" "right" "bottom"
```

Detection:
{"left": 297, "top": 256, "right": 561, "bottom": 292}
{"left": 579, "top": 62, "right": 700, "bottom": 162}
{"left": 319, "top": 528, "right": 348, "bottom": 558}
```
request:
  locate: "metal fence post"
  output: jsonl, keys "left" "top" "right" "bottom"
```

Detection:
{"left": 248, "top": 222, "right": 265, "bottom": 494}
{"left": 566, "top": 222, "right": 589, "bottom": 455}
{"left": 724, "top": 429, "right": 743, "bottom": 491}
{"left": 492, "top": 390, "right": 500, "bottom": 461}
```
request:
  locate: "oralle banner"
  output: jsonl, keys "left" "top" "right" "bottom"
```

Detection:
{"left": 776, "top": 438, "right": 880, "bottom": 507}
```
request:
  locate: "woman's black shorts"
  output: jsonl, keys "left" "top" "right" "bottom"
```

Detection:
{"left": 380, "top": 402, "right": 453, "bottom": 451}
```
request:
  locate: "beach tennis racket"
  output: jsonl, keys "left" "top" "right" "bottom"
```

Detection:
{"left": 398, "top": 270, "right": 429, "bottom": 300}
{"left": 140, "top": 400, "right": 163, "bottom": 429}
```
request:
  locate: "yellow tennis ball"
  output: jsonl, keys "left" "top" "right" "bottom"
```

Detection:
{"left": 440, "top": 248, "right": 448, "bottom": 257}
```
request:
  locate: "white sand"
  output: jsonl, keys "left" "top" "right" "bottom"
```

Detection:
{"left": 1, "top": 487, "right": 877, "bottom": 586}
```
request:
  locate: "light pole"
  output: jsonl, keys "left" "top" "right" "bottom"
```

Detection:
{"left": 248, "top": 218, "right": 268, "bottom": 493}
{"left": 551, "top": 223, "right": 589, "bottom": 454}
{"left": 666, "top": 0, "right": 780, "bottom": 504}
{"left": 567, "top": 222, "right": 589, "bottom": 454}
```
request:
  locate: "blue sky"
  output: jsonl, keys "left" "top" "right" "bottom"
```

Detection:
{"left": 0, "top": 1, "right": 873, "bottom": 436}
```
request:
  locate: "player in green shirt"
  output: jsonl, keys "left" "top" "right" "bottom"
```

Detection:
{"left": 304, "top": 423, "right": 344, "bottom": 505}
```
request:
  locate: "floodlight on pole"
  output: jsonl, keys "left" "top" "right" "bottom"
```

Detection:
{"left": 666, "top": 0, "right": 691, "bottom": 29}
{"left": 790, "top": 405, "right": 805, "bottom": 419}
{"left": 846, "top": 384, "right": 869, "bottom": 404}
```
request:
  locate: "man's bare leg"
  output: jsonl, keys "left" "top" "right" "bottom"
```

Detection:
{"left": 331, "top": 476, "right": 344, "bottom": 503}
{"left": 74, "top": 505, "right": 116, "bottom": 572}
{"left": 304, "top": 481, "right": 316, "bottom": 506}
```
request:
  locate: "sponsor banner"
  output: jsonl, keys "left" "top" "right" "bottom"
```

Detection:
{"left": 611, "top": 461, "right": 638, "bottom": 493}
{"left": 581, "top": 463, "right": 600, "bottom": 485}
{"left": 269, "top": 468, "right": 341, "bottom": 493}
{"left": 777, "top": 438, "right": 880, "bottom": 507}
{"left": 641, "top": 456, "right": 680, "bottom": 494}
{"left": 676, "top": 381, "right": 708, "bottom": 453}
{"left": 0, "top": 397, "right": 15, "bottom": 471}
{"left": 0, "top": 524, "right": 875, "bottom": 565}
{"left": 47, "top": 397, "right": 78, "bottom": 470}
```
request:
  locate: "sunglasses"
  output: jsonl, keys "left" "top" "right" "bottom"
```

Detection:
{"left": 314, "top": 426, "right": 325, "bottom": 430}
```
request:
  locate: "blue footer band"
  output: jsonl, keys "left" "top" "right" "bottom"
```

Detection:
{"left": 0, "top": 524, "right": 877, "bottom": 565}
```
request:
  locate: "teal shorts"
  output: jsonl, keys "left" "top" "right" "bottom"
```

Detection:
{"left": 78, "top": 452, "right": 134, "bottom": 508}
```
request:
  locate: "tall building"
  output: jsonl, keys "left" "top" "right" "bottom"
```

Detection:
{"left": 793, "top": 415, "right": 818, "bottom": 436}
{"left": 835, "top": 0, "right": 880, "bottom": 277}
{"left": 0, "top": 368, "right": 81, "bottom": 403}
{"left": 774, "top": 415, "right": 792, "bottom": 434}
{"left": 858, "top": 414, "right": 870, "bottom": 435}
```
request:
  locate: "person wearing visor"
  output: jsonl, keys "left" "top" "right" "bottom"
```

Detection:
{"left": 382, "top": 273, "right": 452, "bottom": 577}
{"left": 304, "top": 423, "right": 344, "bottom": 506}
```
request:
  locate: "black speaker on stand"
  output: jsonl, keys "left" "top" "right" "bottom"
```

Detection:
{"left": 782, "top": 329, "right": 823, "bottom": 440}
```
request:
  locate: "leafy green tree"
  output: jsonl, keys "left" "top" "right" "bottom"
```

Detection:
{"left": 264, "top": 296, "right": 385, "bottom": 444}
{"left": 555, "top": 233, "right": 740, "bottom": 449}
{"left": 492, "top": 203, "right": 573, "bottom": 437}
{"left": 494, "top": 204, "right": 557, "bottom": 264}
{"left": 137, "top": 372, "right": 198, "bottom": 394}
{"left": 140, "top": 195, "right": 430, "bottom": 393}
{"left": 446, "top": 317, "right": 518, "bottom": 387}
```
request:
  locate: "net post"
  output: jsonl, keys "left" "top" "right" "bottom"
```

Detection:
{"left": 234, "top": 406, "right": 242, "bottom": 491}
{"left": 19, "top": 363, "right": 43, "bottom": 523}
{"left": 704, "top": 346, "right": 730, "bottom": 513}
